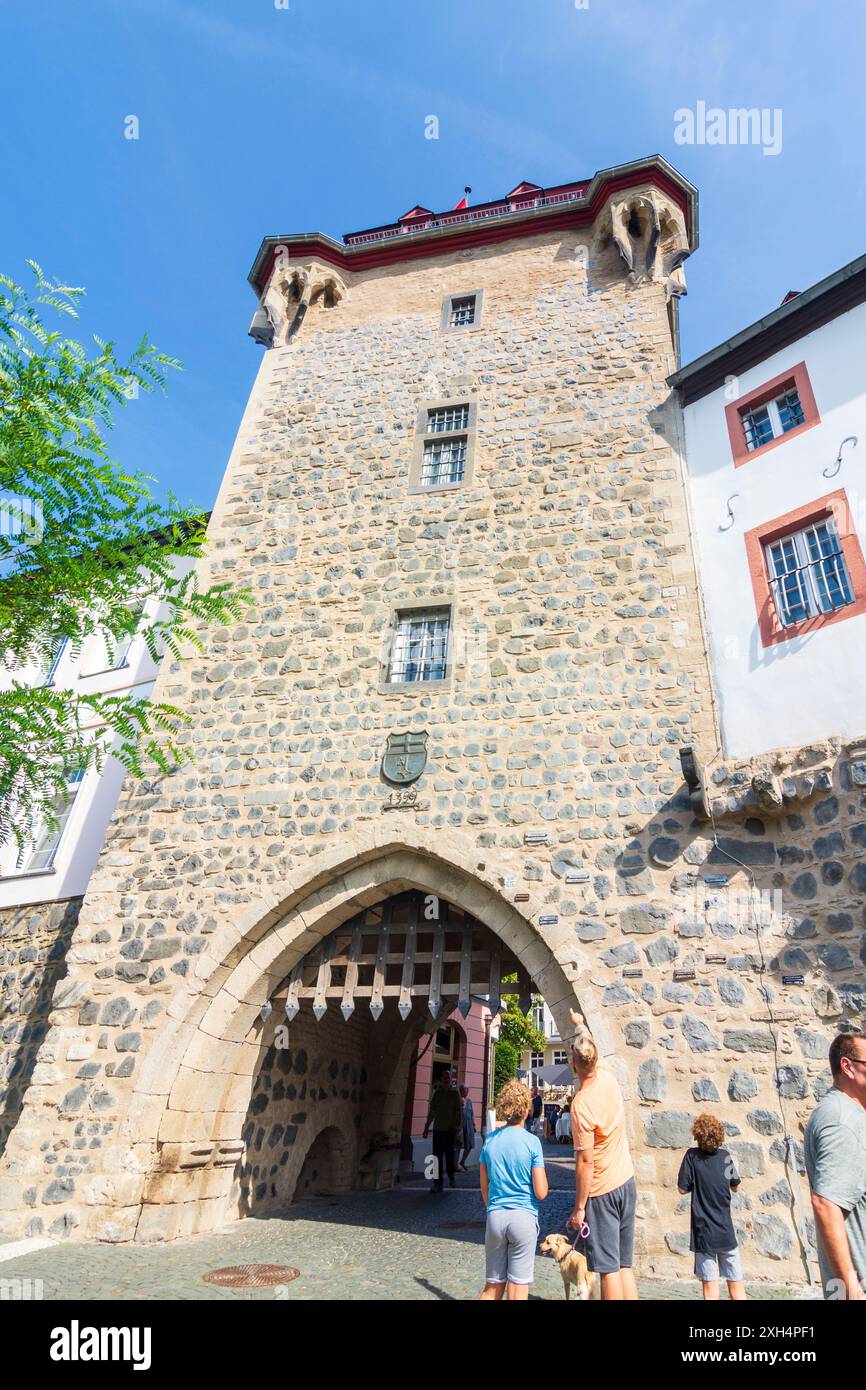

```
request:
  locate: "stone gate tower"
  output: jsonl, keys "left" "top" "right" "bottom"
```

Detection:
{"left": 0, "top": 158, "right": 824, "bottom": 1282}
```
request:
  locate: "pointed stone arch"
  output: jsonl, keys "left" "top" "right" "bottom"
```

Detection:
{"left": 131, "top": 826, "right": 600, "bottom": 1239}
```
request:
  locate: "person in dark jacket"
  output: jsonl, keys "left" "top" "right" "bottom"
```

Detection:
{"left": 423, "top": 1069, "right": 462, "bottom": 1192}
{"left": 544, "top": 1102, "right": 561, "bottom": 1142}
{"left": 677, "top": 1113, "right": 746, "bottom": 1300}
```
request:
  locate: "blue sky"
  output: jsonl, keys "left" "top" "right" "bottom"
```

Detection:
{"left": 2, "top": 0, "right": 864, "bottom": 511}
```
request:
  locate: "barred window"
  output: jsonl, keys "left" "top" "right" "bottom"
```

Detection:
{"left": 441, "top": 289, "right": 483, "bottom": 334}
{"left": 388, "top": 609, "right": 450, "bottom": 683}
{"left": 419, "top": 404, "right": 470, "bottom": 487}
{"left": 427, "top": 404, "right": 470, "bottom": 433}
{"left": 743, "top": 386, "right": 805, "bottom": 452}
{"left": 421, "top": 435, "right": 467, "bottom": 487}
{"left": 449, "top": 294, "right": 476, "bottom": 328}
{"left": 765, "top": 517, "right": 854, "bottom": 628}
{"left": 410, "top": 399, "right": 476, "bottom": 490}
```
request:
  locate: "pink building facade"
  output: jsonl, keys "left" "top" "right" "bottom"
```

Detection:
{"left": 404, "top": 999, "right": 498, "bottom": 1170}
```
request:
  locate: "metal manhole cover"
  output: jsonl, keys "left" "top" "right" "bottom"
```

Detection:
{"left": 437, "top": 1220, "right": 485, "bottom": 1230}
{"left": 203, "top": 1263, "right": 300, "bottom": 1288}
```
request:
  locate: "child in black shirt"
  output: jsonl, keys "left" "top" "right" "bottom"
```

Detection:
{"left": 677, "top": 1112, "right": 746, "bottom": 1300}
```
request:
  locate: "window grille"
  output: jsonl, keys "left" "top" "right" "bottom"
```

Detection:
{"left": 449, "top": 295, "right": 476, "bottom": 327}
{"left": 421, "top": 436, "right": 467, "bottom": 487}
{"left": 388, "top": 609, "right": 450, "bottom": 683}
{"left": 743, "top": 386, "right": 805, "bottom": 451}
{"left": 419, "top": 405, "right": 470, "bottom": 486}
{"left": 427, "top": 404, "right": 469, "bottom": 433}
{"left": 765, "top": 518, "right": 853, "bottom": 627}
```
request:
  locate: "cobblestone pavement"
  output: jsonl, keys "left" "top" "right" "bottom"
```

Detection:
{"left": 0, "top": 1147, "right": 808, "bottom": 1301}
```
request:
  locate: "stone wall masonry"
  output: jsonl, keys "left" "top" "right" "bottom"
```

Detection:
{"left": 237, "top": 999, "right": 430, "bottom": 1219}
{"left": 0, "top": 898, "right": 80, "bottom": 1163}
{"left": 0, "top": 211, "right": 860, "bottom": 1286}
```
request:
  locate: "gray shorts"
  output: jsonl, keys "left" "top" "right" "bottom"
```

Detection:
{"left": 485, "top": 1208, "right": 539, "bottom": 1285}
{"left": 582, "top": 1176, "right": 637, "bottom": 1274}
{"left": 695, "top": 1248, "right": 742, "bottom": 1282}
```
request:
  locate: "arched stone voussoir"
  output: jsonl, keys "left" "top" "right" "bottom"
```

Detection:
{"left": 135, "top": 1018, "right": 200, "bottom": 1098}
{"left": 197, "top": 973, "right": 271, "bottom": 1038}
{"left": 220, "top": 1000, "right": 269, "bottom": 1047}
{"left": 193, "top": 825, "right": 492, "bottom": 975}
{"left": 130, "top": 833, "right": 583, "bottom": 1157}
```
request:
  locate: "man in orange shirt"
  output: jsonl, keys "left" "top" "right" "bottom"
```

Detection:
{"left": 567, "top": 1030, "right": 639, "bottom": 1300}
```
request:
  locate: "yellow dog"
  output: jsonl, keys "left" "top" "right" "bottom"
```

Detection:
{"left": 539, "top": 1233, "right": 601, "bottom": 1301}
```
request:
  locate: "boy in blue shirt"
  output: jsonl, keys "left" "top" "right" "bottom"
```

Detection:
{"left": 479, "top": 1080, "right": 549, "bottom": 1300}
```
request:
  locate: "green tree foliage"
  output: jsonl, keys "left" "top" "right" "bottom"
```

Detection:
{"left": 493, "top": 1039, "right": 518, "bottom": 1099}
{"left": 499, "top": 999, "right": 546, "bottom": 1055}
{"left": 0, "top": 263, "right": 249, "bottom": 850}
{"left": 498, "top": 977, "right": 546, "bottom": 1056}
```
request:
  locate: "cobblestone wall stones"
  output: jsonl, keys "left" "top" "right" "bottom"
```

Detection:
{"left": 0, "top": 899, "right": 81, "bottom": 1161}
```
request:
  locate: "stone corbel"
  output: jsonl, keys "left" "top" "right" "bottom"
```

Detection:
{"left": 263, "top": 258, "right": 349, "bottom": 343}
{"left": 608, "top": 200, "right": 635, "bottom": 274}
{"left": 598, "top": 190, "right": 691, "bottom": 298}
{"left": 610, "top": 195, "right": 659, "bottom": 285}
{"left": 278, "top": 266, "right": 312, "bottom": 341}
{"left": 679, "top": 745, "right": 710, "bottom": 821}
{"left": 661, "top": 244, "right": 690, "bottom": 300}
{"left": 656, "top": 203, "right": 691, "bottom": 300}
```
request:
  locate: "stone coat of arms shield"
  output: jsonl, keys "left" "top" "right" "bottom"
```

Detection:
{"left": 381, "top": 730, "right": 428, "bottom": 785}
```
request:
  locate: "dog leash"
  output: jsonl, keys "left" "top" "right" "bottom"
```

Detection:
{"left": 557, "top": 1222, "right": 590, "bottom": 1264}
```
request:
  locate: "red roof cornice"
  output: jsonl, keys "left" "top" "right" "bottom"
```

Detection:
{"left": 247, "top": 155, "right": 698, "bottom": 295}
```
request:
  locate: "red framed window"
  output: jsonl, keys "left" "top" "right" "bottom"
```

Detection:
{"left": 725, "top": 361, "right": 820, "bottom": 466}
{"left": 745, "top": 489, "right": 866, "bottom": 647}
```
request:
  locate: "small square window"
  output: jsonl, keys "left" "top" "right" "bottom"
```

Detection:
{"left": 440, "top": 289, "right": 484, "bottom": 333}
{"left": 726, "top": 362, "right": 818, "bottom": 466}
{"left": 743, "top": 386, "right": 805, "bottom": 452}
{"left": 449, "top": 295, "right": 476, "bottom": 328}
{"left": 36, "top": 636, "right": 67, "bottom": 687}
{"left": 110, "top": 602, "right": 145, "bottom": 669}
{"left": 387, "top": 608, "right": 451, "bottom": 684}
{"left": 80, "top": 602, "right": 147, "bottom": 678}
{"left": 765, "top": 518, "right": 854, "bottom": 628}
{"left": 530, "top": 1052, "right": 545, "bottom": 1071}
